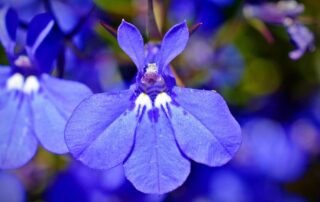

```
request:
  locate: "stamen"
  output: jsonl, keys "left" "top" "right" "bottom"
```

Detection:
{"left": 14, "top": 55, "right": 32, "bottom": 68}
{"left": 146, "top": 63, "right": 158, "bottom": 73}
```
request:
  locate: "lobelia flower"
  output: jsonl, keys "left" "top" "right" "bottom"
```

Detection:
{"left": 0, "top": 7, "right": 92, "bottom": 169}
{"left": 65, "top": 20, "right": 241, "bottom": 194}
{"left": 243, "top": 0, "right": 314, "bottom": 60}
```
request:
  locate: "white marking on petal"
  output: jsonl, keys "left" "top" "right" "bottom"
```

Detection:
{"left": 23, "top": 76, "right": 40, "bottom": 94}
{"left": 135, "top": 93, "right": 152, "bottom": 116}
{"left": 154, "top": 92, "right": 172, "bottom": 114}
{"left": 32, "top": 20, "right": 54, "bottom": 55}
{"left": 6, "top": 73, "right": 24, "bottom": 91}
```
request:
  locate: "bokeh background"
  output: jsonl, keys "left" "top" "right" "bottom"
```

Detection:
{"left": 0, "top": 0, "right": 320, "bottom": 201}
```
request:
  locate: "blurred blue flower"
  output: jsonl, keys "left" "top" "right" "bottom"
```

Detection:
{"left": 210, "top": 44, "right": 244, "bottom": 88}
{"left": 63, "top": 30, "right": 126, "bottom": 93}
{"left": 0, "top": 8, "right": 92, "bottom": 169}
{"left": 208, "top": 168, "right": 307, "bottom": 202}
{"left": 244, "top": 0, "right": 314, "bottom": 60}
{"left": 46, "top": 162, "right": 164, "bottom": 202}
{"left": 209, "top": 169, "right": 252, "bottom": 202}
{"left": 0, "top": 0, "right": 94, "bottom": 34}
{"left": 183, "top": 38, "right": 244, "bottom": 88}
{"left": 65, "top": 20, "right": 241, "bottom": 194}
{"left": 235, "top": 118, "right": 307, "bottom": 182}
{"left": 46, "top": 163, "right": 124, "bottom": 202}
{"left": 290, "top": 117, "right": 320, "bottom": 156}
{"left": 0, "top": 171, "right": 26, "bottom": 202}
{"left": 169, "top": 0, "right": 229, "bottom": 35}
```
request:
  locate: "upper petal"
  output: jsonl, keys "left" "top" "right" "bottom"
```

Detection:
{"left": 170, "top": 87, "right": 242, "bottom": 166}
{"left": 49, "top": 0, "right": 93, "bottom": 34}
{"left": 65, "top": 90, "right": 137, "bottom": 169}
{"left": 0, "top": 92, "right": 38, "bottom": 169}
{"left": 26, "top": 13, "right": 62, "bottom": 73}
{"left": 0, "top": 7, "right": 18, "bottom": 56}
{"left": 157, "top": 22, "right": 189, "bottom": 73}
{"left": 117, "top": 20, "right": 145, "bottom": 70}
{"left": 124, "top": 106, "right": 190, "bottom": 194}
{"left": 30, "top": 75, "right": 92, "bottom": 154}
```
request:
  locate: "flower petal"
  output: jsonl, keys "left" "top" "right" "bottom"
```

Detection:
{"left": 0, "top": 67, "right": 10, "bottom": 87}
{"left": 124, "top": 107, "right": 190, "bottom": 194}
{"left": 117, "top": 20, "right": 145, "bottom": 70}
{"left": 287, "top": 23, "right": 314, "bottom": 60}
{"left": 65, "top": 90, "right": 137, "bottom": 169}
{"left": 0, "top": 172, "right": 25, "bottom": 202}
{"left": 31, "top": 75, "right": 92, "bottom": 154}
{"left": 49, "top": 0, "right": 93, "bottom": 34}
{"left": 40, "top": 74, "right": 92, "bottom": 113}
{"left": 26, "top": 13, "right": 62, "bottom": 73}
{"left": 0, "top": 92, "right": 38, "bottom": 169}
{"left": 0, "top": 7, "right": 18, "bottom": 56}
{"left": 157, "top": 22, "right": 189, "bottom": 73}
{"left": 170, "top": 87, "right": 241, "bottom": 166}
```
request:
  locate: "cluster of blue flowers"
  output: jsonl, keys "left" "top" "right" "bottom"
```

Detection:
{"left": 0, "top": 0, "right": 318, "bottom": 201}
{"left": 0, "top": 3, "right": 242, "bottom": 194}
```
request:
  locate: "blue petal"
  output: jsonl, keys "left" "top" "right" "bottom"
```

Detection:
{"left": 50, "top": 0, "right": 93, "bottom": 34}
{"left": 157, "top": 22, "right": 189, "bottom": 73}
{"left": 170, "top": 87, "right": 241, "bottom": 166}
{"left": 0, "top": 7, "right": 18, "bottom": 56}
{"left": 242, "top": 118, "right": 307, "bottom": 182}
{"left": 0, "top": 67, "right": 10, "bottom": 87}
{"left": 45, "top": 169, "right": 89, "bottom": 202}
{"left": 117, "top": 20, "right": 145, "bottom": 70}
{"left": 31, "top": 75, "right": 92, "bottom": 154}
{"left": 287, "top": 23, "right": 314, "bottom": 60}
{"left": 26, "top": 13, "right": 62, "bottom": 73}
{"left": 0, "top": 92, "right": 38, "bottom": 169}
{"left": 0, "top": 172, "right": 26, "bottom": 202}
{"left": 124, "top": 107, "right": 190, "bottom": 194}
{"left": 40, "top": 74, "right": 92, "bottom": 113}
{"left": 65, "top": 90, "right": 136, "bottom": 169}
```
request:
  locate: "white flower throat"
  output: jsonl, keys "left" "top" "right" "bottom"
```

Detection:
{"left": 135, "top": 63, "right": 172, "bottom": 116}
{"left": 6, "top": 73, "right": 40, "bottom": 94}
{"left": 6, "top": 55, "right": 40, "bottom": 94}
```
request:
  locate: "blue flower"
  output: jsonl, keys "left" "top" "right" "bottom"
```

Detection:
{"left": 0, "top": 7, "right": 92, "bottom": 169}
{"left": 65, "top": 20, "right": 242, "bottom": 194}
{"left": 235, "top": 118, "right": 307, "bottom": 182}
{"left": 169, "top": 0, "right": 226, "bottom": 35}
{"left": 244, "top": 1, "right": 314, "bottom": 60}
{"left": 1, "top": 0, "right": 94, "bottom": 34}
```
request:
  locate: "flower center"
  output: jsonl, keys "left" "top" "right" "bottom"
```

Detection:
{"left": 138, "top": 63, "right": 167, "bottom": 100}
{"left": 6, "top": 73, "right": 40, "bottom": 94}
{"left": 14, "top": 55, "right": 32, "bottom": 68}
